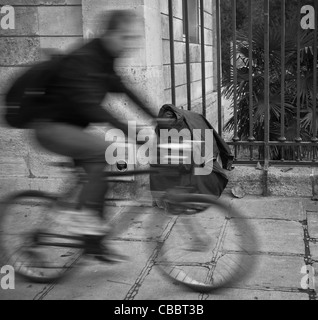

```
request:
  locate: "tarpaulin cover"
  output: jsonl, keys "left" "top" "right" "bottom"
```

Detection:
{"left": 150, "top": 104, "right": 234, "bottom": 199}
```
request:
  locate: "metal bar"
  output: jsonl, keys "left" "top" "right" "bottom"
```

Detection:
{"left": 248, "top": 0, "right": 255, "bottom": 161}
{"left": 295, "top": 0, "right": 302, "bottom": 163}
{"left": 231, "top": 160, "right": 318, "bottom": 167}
{"left": 279, "top": 0, "right": 286, "bottom": 142}
{"left": 313, "top": 147, "right": 317, "bottom": 164}
{"left": 232, "top": 0, "right": 239, "bottom": 142}
{"left": 279, "top": 0, "right": 286, "bottom": 162}
{"left": 263, "top": 0, "right": 270, "bottom": 196}
{"left": 296, "top": 0, "right": 302, "bottom": 144}
{"left": 184, "top": 0, "right": 192, "bottom": 110}
{"left": 216, "top": 0, "right": 223, "bottom": 136}
{"left": 264, "top": 0, "right": 270, "bottom": 148}
{"left": 200, "top": 0, "right": 206, "bottom": 117}
{"left": 227, "top": 141, "right": 318, "bottom": 147}
{"left": 168, "top": 0, "right": 176, "bottom": 106}
{"left": 312, "top": 0, "right": 318, "bottom": 146}
{"left": 248, "top": 0, "right": 254, "bottom": 141}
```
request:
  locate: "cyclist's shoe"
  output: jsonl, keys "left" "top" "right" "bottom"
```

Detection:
{"left": 59, "top": 209, "right": 110, "bottom": 236}
{"left": 94, "top": 245, "right": 128, "bottom": 264}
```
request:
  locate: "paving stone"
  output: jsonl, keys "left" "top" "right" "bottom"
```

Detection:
{"left": 230, "top": 197, "right": 305, "bottom": 221}
{"left": 307, "top": 212, "right": 318, "bottom": 239}
{"left": 136, "top": 255, "right": 306, "bottom": 300}
{"left": 111, "top": 208, "right": 173, "bottom": 242}
{"left": 39, "top": 241, "right": 157, "bottom": 300}
{"left": 134, "top": 267, "right": 204, "bottom": 300}
{"left": 228, "top": 254, "right": 305, "bottom": 290}
{"left": 224, "top": 219, "right": 304, "bottom": 255}
{"left": 0, "top": 196, "right": 310, "bottom": 300}
{"left": 311, "top": 262, "right": 318, "bottom": 292}
{"left": 302, "top": 199, "right": 318, "bottom": 212}
{"left": 309, "top": 242, "right": 318, "bottom": 261}
{"left": 206, "top": 288, "right": 308, "bottom": 301}
{"left": 0, "top": 280, "right": 53, "bottom": 301}
{"left": 156, "top": 214, "right": 226, "bottom": 264}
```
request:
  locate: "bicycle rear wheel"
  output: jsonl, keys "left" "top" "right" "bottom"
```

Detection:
{"left": 151, "top": 194, "right": 258, "bottom": 292}
{"left": 0, "top": 191, "right": 83, "bottom": 283}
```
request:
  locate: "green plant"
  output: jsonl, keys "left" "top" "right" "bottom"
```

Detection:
{"left": 222, "top": 19, "right": 318, "bottom": 160}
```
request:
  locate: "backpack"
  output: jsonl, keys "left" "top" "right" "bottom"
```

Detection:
{"left": 158, "top": 104, "right": 235, "bottom": 172}
{"left": 201, "top": 118, "right": 235, "bottom": 172}
{"left": 4, "top": 55, "right": 63, "bottom": 129}
{"left": 150, "top": 104, "right": 234, "bottom": 199}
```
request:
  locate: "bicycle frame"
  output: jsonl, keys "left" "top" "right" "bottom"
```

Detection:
{"left": 28, "top": 165, "right": 181, "bottom": 251}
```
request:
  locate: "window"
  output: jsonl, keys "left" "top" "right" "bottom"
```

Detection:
{"left": 183, "top": 0, "right": 199, "bottom": 44}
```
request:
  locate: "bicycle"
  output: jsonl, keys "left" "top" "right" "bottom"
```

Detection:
{"left": 0, "top": 157, "right": 258, "bottom": 293}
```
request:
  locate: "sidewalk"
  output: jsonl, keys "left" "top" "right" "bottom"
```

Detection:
{"left": 0, "top": 195, "right": 317, "bottom": 301}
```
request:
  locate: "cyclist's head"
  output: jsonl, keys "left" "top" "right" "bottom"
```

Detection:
{"left": 98, "top": 10, "right": 143, "bottom": 57}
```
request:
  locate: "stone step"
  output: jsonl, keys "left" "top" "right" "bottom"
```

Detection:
{"left": 225, "top": 165, "right": 316, "bottom": 198}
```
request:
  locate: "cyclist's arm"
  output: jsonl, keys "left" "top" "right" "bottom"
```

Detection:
{"left": 55, "top": 57, "right": 157, "bottom": 136}
{"left": 77, "top": 104, "right": 130, "bottom": 136}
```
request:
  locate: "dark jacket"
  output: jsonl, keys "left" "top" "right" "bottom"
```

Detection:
{"left": 157, "top": 104, "right": 233, "bottom": 179}
{"left": 150, "top": 104, "right": 233, "bottom": 197}
{"left": 40, "top": 38, "right": 156, "bottom": 134}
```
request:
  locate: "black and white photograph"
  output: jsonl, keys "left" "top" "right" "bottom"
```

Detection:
{"left": 0, "top": 0, "right": 317, "bottom": 304}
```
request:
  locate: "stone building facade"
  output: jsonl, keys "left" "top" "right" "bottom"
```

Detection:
{"left": 0, "top": 0, "right": 218, "bottom": 201}
{"left": 161, "top": 0, "right": 218, "bottom": 124}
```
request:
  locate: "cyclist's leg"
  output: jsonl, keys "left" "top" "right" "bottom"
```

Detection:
{"left": 77, "top": 159, "right": 109, "bottom": 219}
{"left": 33, "top": 122, "right": 109, "bottom": 220}
{"left": 29, "top": 122, "right": 126, "bottom": 260}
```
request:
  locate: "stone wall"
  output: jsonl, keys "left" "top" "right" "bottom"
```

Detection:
{"left": 81, "top": 0, "right": 164, "bottom": 202}
{"left": 0, "top": 0, "right": 219, "bottom": 202}
{"left": 0, "top": 0, "right": 83, "bottom": 197}
{"left": 160, "top": 0, "right": 219, "bottom": 127}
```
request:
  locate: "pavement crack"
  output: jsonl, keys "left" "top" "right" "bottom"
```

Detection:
{"left": 301, "top": 217, "right": 317, "bottom": 300}
{"left": 33, "top": 283, "right": 57, "bottom": 301}
{"left": 124, "top": 217, "right": 178, "bottom": 300}
{"left": 32, "top": 253, "right": 82, "bottom": 300}
{"left": 123, "top": 251, "right": 156, "bottom": 300}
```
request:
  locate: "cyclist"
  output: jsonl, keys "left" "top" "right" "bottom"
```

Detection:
{"left": 30, "top": 10, "right": 157, "bottom": 258}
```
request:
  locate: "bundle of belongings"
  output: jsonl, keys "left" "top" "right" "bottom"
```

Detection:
{"left": 150, "top": 104, "right": 234, "bottom": 206}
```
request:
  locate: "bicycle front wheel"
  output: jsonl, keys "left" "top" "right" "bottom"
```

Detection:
{"left": 151, "top": 194, "right": 258, "bottom": 292}
{"left": 0, "top": 191, "right": 83, "bottom": 283}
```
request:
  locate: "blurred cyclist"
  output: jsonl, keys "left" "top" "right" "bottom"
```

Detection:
{"left": 31, "top": 10, "right": 157, "bottom": 254}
